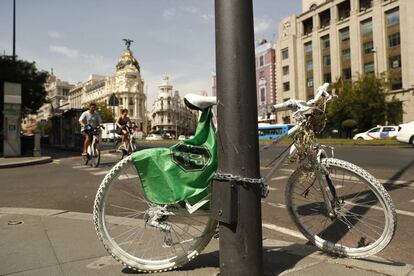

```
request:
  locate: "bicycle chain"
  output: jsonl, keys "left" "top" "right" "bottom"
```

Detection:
{"left": 213, "top": 172, "right": 269, "bottom": 198}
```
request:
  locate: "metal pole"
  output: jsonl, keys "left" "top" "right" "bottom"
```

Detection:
{"left": 213, "top": 0, "right": 263, "bottom": 275}
{"left": 12, "top": 0, "right": 16, "bottom": 62}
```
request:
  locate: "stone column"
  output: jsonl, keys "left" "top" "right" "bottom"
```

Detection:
{"left": 134, "top": 95, "right": 138, "bottom": 121}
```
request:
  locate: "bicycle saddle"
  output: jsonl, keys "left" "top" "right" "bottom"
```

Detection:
{"left": 184, "top": 94, "right": 217, "bottom": 111}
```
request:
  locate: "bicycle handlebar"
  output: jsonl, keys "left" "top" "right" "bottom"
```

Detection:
{"left": 272, "top": 83, "right": 330, "bottom": 113}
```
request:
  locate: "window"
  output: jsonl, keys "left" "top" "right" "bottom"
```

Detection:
{"left": 363, "top": 41, "right": 374, "bottom": 54}
{"left": 389, "top": 55, "right": 401, "bottom": 69}
{"left": 359, "top": 0, "right": 373, "bottom": 11}
{"left": 386, "top": 8, "right": 399, "bottom": 26}
{"left": 321, "top": 35, "right": 330, "bottom": 49}
{"left": 259, "top": 70, "right": 265, "bottom": 78}
{"left": 260, "top": 87, "right": 266, "bottom": 103}
{"left": 306, "top": 60, "right": 313, "bottom": 72}
{"left": 383, "top": 127, "right": 395, "bottom": 132}
{"left": 388, "top": 33, "right": 400, "bottom": 47}
{"left": 282, "top": 48, "right": 289, "bottom": 60}
{"left": 282, "top": 66, "right": 289, "bottom": 75}
{"left": 343, "top": 68, "right": 352, "bottom": 80}
{"left": 340, "top": 28, "right": 350, "bottom": 41}
{"left": 364, "top": 62, "right": 375, "bottom": 73}
{"left": 361, "top": 19, "right": 373, "bottom": 34}
{"left": 391, "top": 77, "right": 403, "bottom": 90}
{"left": 283, "top": 82, "right": 290, "bottom": 91}
{"left": 368, "top": 127, "right": 380, "bottom": 133}
{"left": 304, "top": 42, "right": 312, "bottom": 54}
{"left": 307, "top": 77, "right": 314, "bottom": 88}
{"left": 324, "top": 73, "right": 332, "bottom": 83}
{"left": 342, "top": 49, "right": 351, "bottom": 61}
{"left": 323, "top": 55, "right": 331, "bottom": 66}
{"left": 259, "top": 55, "right": 264, "bottom": 67}
{"left": 303, "top": 18, "right": 313, "bottom": 35}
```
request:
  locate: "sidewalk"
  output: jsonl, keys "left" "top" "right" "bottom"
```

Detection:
{"left": 0, "top": 207, "right": 413, "bottom": 276}
{"left": 0, "top": 156, "right": 52, "bottom": 169}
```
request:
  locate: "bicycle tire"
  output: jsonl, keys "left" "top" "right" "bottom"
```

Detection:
{"left": 285, "top": 158, "right": 396, "bottom": 258}
{"left": 93, "top": 156, "right": 217, "bottom": 272}
{"left": 91, "top": 146, "right": 101, "bottom": 168}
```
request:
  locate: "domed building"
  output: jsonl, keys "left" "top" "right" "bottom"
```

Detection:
{"left": 68, "top": 43, "right": 147, "bottom": 130}
{"left": 150, "top": 75, "right": 198, "bottom": 137}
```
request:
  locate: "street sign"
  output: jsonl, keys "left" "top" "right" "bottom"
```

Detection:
{"left": 109, "top": 93, "right": 119, "bottom": 106}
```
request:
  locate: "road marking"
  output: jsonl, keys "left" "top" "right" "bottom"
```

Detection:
{"left": 81, "top": 167, "right": 99, "bottom": 171}
{"left": 91, "top": 170, "right": 110, "bottom": 176}
{"left": 262, "top": 223, "right": 306, "bottom": 240}
{"left": 72, "top": 165, "right": 88, "bottom": 169}
{"left": 410, "top": 199, "right": 414, "bottom": 203}
{"left": 267, "top": 202, "right": 286, "bottom": 209}
{"left": 268, "top": 187, "right": 278, "bottom": 191}
{"left": 118, "top": 174, "right": 139, "bottom": 180}
{"left": 271, "top": 176, "right": 288, "bottom": 181}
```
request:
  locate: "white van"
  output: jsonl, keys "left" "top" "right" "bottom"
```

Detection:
{"left": 101, "top": 123, "right": 120, "bottom": 142}
{"left": 396, "top": 121, "right": 414, "bottom": 147}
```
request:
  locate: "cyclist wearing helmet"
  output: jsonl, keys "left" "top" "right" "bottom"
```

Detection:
{"left": 79, "top": 102, "right": 103, "bottom": 156}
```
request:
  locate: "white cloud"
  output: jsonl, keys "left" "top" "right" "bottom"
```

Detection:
{"left": 254, "top": 16, "right": 272, "bottom": 34}
{"left": 162, "top": 8, "right": 176, "bottom": 19}
{"left": 47, "top": 31, "right": 61, "bottom": 38}
{"left": 49, "top": 45, "right": 79, "bottom": 58}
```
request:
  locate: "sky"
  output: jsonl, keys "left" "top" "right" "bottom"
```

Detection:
{"left": 0, "top": 0, "right": 301, "bottom": 108}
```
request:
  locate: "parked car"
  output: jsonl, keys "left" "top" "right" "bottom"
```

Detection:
{"left": 353, "top": 125, "right": 398, "bottom": 140}
{"left": 396, "top": 121, "right": 414, "bottom": 147}
{"left": 146, "top": 134, "right": 163, "bottom": 141}
{"left": 101, "top": 123, "right": 120, "bottom": 142}
{"left": 178, "top": 135, "right": 186, "bottom": 141}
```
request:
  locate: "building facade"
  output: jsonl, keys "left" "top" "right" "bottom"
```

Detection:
{"left": 275, "top": 0, "right": 414, "bottom": 123}
{"left": 150, "top": 76, "right": 197, "bottom": 136}
{"left": 256, "top": 39, "right": 277, "bottom": 123}
{"left": 68, "top": 47, "right": 147, "bottom": 129}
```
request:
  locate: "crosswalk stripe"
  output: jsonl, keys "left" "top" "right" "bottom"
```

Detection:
{"left": 262, "top": 223, "right": 306, "bottom": 240}
{"left": 118, "top": 174, "right": 139, "bottom": 180}
{"left": 81, "top": 167, "right": 99, "bottom": 171}
{"left": 91, "top": 170, "right": 109, "bottom": 176}
{"left": 72, "top": 165, "right": 87, "bottom": 169}
{"left": 270, "top": 176, "right": 288, "bottom": 181}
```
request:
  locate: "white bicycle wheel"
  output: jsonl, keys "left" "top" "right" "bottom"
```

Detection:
{"left": 93, "top": 156, "right": 217, "bottom": 272}
{"left": 285, "top": 158, "right": 396, "bottom": 258}
{"left": 90, "top": 144, "right": 100, "bottom": 168}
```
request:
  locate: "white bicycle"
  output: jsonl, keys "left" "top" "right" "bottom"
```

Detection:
{"left": 114, "top": 124, "right": 139, "bottom": 160}
{"left": 93, "top": 84, "right": 396, "bottom": 272}
{"left": 82, "top": 125, "right": 102, "bottom": 168}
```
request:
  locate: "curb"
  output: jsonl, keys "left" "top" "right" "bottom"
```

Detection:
{"left": 0, "top": 156, "right": 53, "bottom": 169}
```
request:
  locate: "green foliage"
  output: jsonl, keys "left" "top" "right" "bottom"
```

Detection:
{"left": 326, "top": 74, "right": 403, "bottom": 137}
{"left": 36, "top": 118, "right": 53, "bottom": 135}
{"left": 0, "top": 56, "right": 49, "bottom": 115}
{"left": 83, "top": 101, "right": 113, "bottom": 123}
{"left": 341, "top": 119, "right": 357, "bottom": 129}
{"left": 386, "top": 97, "right": 403, "bottom": 125}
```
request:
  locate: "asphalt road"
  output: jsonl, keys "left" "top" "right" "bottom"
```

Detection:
{"left": 1, "top": 143, "right": 413, "bottom": 265}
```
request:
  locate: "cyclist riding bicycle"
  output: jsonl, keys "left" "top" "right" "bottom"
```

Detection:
{"left": 79, "top": 102, "right": 104, "bottom": 156}
{"left": 116, "top": 109, "right": 132, "bottom": 151}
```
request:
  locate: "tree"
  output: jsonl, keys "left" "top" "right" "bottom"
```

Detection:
{"left": 0, "top": 55, "right": 49, "bottom": 115}
{"left": 83, "top": 101, "right": 113, "bottom": 123}
{"left": 326, "top": 74, "right": 403, "bottom": 137}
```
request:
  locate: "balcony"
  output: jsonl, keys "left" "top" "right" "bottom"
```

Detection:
{"left": 319, "top": 9, "right": 331, "bottom": 29}
{"left": 303, "top": 18, "right": 313, "bottom": 36}
{"left": 337, "top": 0, "right": 350, "bottom": 20}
